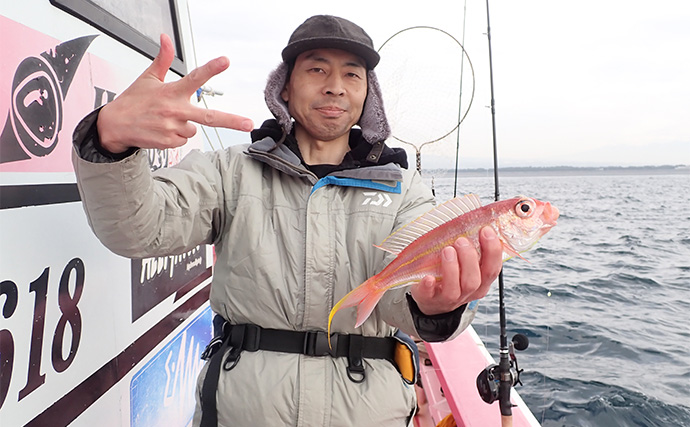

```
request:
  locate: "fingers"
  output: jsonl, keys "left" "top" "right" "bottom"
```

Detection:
{"left": 434, "top": 229, "right": 501, "bottom": 309}
{"left": 410, "top": 228, "right": 504, "bottom": 317}
{"left": 479, "top": 227, "right": 503, "bottom": 280}
{"left": 411, "top": 246, "right": 462, "bottom": 303}
{"left": 178, "top": 121, "right": 198, "bottom": 139}
{"left": 149, "top": 34, "right": 176, "bottom": 82}
{"left": 174, "top": 56, "right": 230, "bottom": 97}
{"left": 410, "top": 245, "right": 464, "bottom": 316}
{"left": 185, "top": 106, "right": 254, "bottom": 131}
{"left": 148, "top": 42, "right": 254, "bottom": 132}
{"left": 439, "top": 245, "right": 463, "bottom": 301}
{"left": 442, "top": 238, "right": 479, "bottom": 302}
{"left": 172, "top": 57, "right": 254, "bottom": 131}
{"left": 477, "top": 226, "right": 503, "bottom": 293}
{"left": 411, "top": 275, "right": 438, "bottom": 303}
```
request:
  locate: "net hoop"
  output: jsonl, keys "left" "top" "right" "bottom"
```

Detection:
{"left": 377, "top": 26, "right": 476, "bottom": 150}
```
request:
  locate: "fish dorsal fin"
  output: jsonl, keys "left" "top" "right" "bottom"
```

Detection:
{"left": 375, "top": 194, "right": 483, "bottom": 255}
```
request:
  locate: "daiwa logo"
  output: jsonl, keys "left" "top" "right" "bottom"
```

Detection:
{"left": 362, "top": 191, "right": 392, "bottom": 207}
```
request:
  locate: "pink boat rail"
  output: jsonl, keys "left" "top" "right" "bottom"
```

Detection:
{"left": 422, "top": 326, "right": 541, "bottom": 426}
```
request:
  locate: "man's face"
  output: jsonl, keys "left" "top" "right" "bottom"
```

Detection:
{"left": 281, "top": 48, "right": 368, "bottom": 143}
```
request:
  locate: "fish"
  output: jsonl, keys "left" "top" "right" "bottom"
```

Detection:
{"left": 327, "top": 194, "right": 559, "bottom": 339}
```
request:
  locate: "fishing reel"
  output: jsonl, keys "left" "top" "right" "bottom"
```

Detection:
{"left": 476, "top": 333, "right": 529, "bottom": 404}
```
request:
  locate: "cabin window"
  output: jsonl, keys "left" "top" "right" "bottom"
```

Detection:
{"left": 50, "top": 0, "right": 187, "bottom": 75}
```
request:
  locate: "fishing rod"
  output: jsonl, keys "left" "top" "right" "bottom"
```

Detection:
{"left": 474, "top": 1, "right": 529, "bottom": 426}
{"left": 453, "top": 0, "right": 469, "bottom": 198}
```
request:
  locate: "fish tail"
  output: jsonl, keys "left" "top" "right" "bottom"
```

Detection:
{"left": 328, "top": 277, "right": 383, "bottom": 344}
{"left": 354, "top": 290, "right": 385, "bottom": 328}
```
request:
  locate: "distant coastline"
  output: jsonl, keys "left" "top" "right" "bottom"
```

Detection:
{"left": 426, "top": 164, "right": 690, "bottom": 177}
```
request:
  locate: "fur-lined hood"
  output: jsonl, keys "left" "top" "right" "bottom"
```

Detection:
{"left": 263, "top": 62, "right": 391, "bottom": 145}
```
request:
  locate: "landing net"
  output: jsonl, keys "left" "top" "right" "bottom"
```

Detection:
{"left": 375, "top": 26, "right": 475, "bottom": 172}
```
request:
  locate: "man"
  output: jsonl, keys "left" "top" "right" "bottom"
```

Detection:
{"left": 72, "top": 15, "right": 502, "bottom": 427}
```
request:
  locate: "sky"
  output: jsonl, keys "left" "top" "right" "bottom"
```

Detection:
{"left": 186, "top": 0, "right": 690, "bottom": 168}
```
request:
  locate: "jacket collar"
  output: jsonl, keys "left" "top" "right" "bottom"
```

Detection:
{"left": 247, "top": 119, "right": 406, "bottom": 183}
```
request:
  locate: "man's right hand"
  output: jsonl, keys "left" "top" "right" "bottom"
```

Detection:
{"left": 97, "top": 33, "right": 254, "bottom": 154}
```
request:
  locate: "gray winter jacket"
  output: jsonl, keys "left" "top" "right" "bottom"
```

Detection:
{"left": 72, "top": 112, "right": 477, "bottom": 426}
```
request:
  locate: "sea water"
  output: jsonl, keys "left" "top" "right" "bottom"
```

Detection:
{"left": 423, "top": 171, "right": 690, "bottom": 427}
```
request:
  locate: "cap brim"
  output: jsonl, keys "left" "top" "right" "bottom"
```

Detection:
{"left": 282, "top": 37, "right": 380, "bottom": 69}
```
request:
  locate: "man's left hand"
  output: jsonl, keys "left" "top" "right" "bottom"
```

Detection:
{"left": 410, "top": 226, "right": 503, "bottom": 315}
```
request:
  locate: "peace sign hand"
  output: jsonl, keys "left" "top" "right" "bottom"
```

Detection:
{"left": 97, "top": 34, "right": 254, "bottom": 154}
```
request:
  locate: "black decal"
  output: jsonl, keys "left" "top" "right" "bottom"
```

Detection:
{"left": 93, "top": 86, "right": 116, "bottom": 109}
{"left": 52, "top": 259, "right": 84, "bottom": 372}
{"left": 130, "top": 248, "right": 209, "bottom": 321}
{"left": 0, "top": 280, "right": 19, "bottom": 409}
{"left": 18, "top": 268, "right": 49, "bottom": 401}
{"left": 1, "top": 259, "right": 88, "bottom": 410}
{"left": 147, "top": 148, "right": 169, "bottom": 171}
{"left": 25, "top": 283, "right": 211, "bottom": 427}
{"left": 0, "top": 35, "right": 97, "bottom": 164}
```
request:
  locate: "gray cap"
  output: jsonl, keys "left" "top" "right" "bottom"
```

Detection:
{"left": 281, "top": 15, "right": 380, "bottom": 69}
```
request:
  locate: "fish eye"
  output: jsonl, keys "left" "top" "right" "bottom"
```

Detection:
{"left": 515, "top": 199, "right": 535, "bottom": 218}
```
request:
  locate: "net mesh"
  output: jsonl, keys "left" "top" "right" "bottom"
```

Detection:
{"left": 376, "top": 27, "right": 474, "bottom": 152}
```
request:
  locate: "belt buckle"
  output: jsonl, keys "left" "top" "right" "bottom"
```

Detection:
{"left": 304, "top": 331, "right": 337, "bottom": 357}
{"left": 201, "top": 337, "right": 223, "bottom": 360}
{"left": 243, "top": 324, "right": 261, "bottom": 352}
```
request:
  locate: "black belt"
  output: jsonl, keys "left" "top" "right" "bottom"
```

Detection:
{"left": 224, "top": 324, "right": 394, "bottom": 356}
{"left": 200, "top": 322, "right": 397, "bottom": 427}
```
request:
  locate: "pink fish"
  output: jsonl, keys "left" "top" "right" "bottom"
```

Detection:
{"left": 328, "top": 194, "right": 559, "bottom": 338}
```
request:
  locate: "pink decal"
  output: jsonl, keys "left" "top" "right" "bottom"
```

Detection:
{"left": 0, "top": 17, "right": 128, "bottom": 173}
